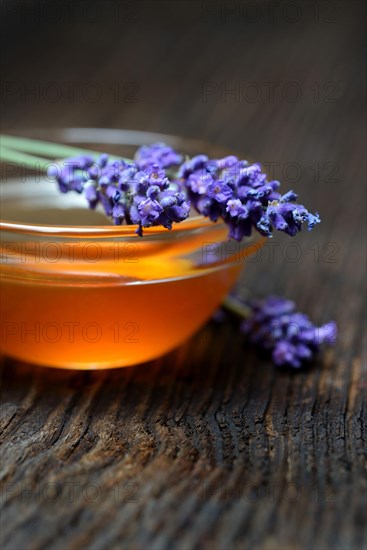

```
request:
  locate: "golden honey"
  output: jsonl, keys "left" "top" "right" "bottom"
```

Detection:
{"left": 1, "top": 216, "right": 262, "bottom": 369}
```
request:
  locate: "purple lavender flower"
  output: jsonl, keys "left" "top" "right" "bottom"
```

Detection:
{"left": 178, "top": 154, "right": 209, "bottom": 178}
{"left": 207, "top": 180, "right": 233, "bottom": 203}
{"left": 47, "top": 154, "right": 108, "bottom": 194}
{"left": 240, "top": 296, "right": 337, "bottom": 368}
{"left": 48, "top": 144, "right": 321, "bottom": 241}
{"left": 47, "top": 152, "right": 190, "bottom": 236}
{"left": 179, "top": 154, "right": 320, "bottom": 241}
{"left": 84, "top": 183, "right": 98, "bottom": 208}
{"left": 134, "top": 143, "right": 182, "bottom": 170}
{"left": 226, "top": 199, "right": 247, "bottom": 217}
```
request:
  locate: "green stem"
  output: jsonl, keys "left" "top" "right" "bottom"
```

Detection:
{"left": 222, "top": 295, "right": 251, "bottom": 319}
{"left": 0, "top": 135, "right": 132, "bottom": 163}
{"left": 0, "top": 146, "right": 50, "bottom": 169}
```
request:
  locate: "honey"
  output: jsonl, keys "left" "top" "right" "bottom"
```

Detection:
{"left": 0, "top": 210, "right": 263, "bottom": 369}
{"left": 1, "top": 257, "right": 242, "bottom": 369}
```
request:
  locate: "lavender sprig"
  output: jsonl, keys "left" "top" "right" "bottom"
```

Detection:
{"left": 178, "top": 154, "right": 320, "bottom": 241}
{"left": 222, "top": 295, "right": 337, "bottom": 369}
{"left": 47, "top": 142, "right": 321, "bottom": 241}
{"left": 47, "top": 149, "right": 190, "bottom": 236}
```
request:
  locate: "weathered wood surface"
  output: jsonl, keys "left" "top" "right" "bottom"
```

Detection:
{"left": 1, "top": 1, "right": 366, "bottom": 549}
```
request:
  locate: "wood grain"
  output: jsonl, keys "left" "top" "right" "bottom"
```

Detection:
{"left": 0, "top": 1, "right": 366, "bottom": 549}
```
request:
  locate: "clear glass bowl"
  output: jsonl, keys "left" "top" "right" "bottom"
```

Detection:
{"left": 0, "top": 128, "right": 262, "bottom": 369}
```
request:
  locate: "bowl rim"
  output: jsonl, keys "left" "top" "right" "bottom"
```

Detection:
{"left": 0, "top": 127, "right": 231, "bottom": 238}
{"left": 0, "top": 215, "right": 217, "bottom": 238}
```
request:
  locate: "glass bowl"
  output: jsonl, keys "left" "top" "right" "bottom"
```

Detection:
{"left": 0, "top": 128, "right": 263, "bottom": 369}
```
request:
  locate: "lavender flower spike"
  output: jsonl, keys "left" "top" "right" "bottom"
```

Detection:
{"left": 47, "top": 153, "right": 191, "bottom": 236}
{"left": 179, "top": 153, "right": 321, "bottom": 241}
{"left": 48, "top": 144, "right": 322, "bottom": 241}
{"left": 239, "top": 296, "right": 337, "bottom": 368}
{"left": 134, "top": 143, "right": 183, "bottom": 170}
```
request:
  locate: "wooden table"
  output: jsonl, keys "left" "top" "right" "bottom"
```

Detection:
{"left": 1, "top": 2, "right": 366, "bottom": 548}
